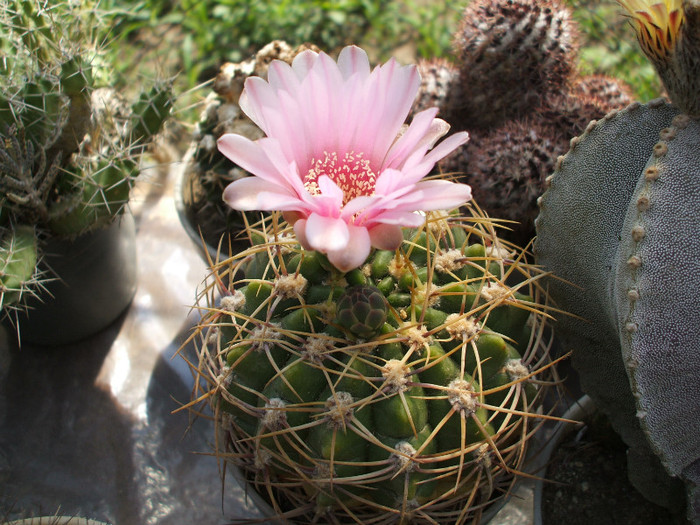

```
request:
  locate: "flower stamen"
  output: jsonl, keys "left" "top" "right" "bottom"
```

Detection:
{"left": 304, "top": 151, "right": 377, "bottom": 205}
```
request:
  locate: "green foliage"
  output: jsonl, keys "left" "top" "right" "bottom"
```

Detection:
{"left": 568, "top": 0, "right": 664, "bottom": 100}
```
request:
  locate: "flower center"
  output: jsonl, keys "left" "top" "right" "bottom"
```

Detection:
{"left": 303, "top": 151, "right": 377, "bottom": 205}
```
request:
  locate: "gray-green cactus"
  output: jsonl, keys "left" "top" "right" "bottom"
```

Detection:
{"left": 535, "top": 0, "right": 700, "bottom": 519}
{"left": 0, "top": 1, "right": 173, "bottom": 313}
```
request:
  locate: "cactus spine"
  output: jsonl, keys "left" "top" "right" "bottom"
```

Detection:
{"left": 535, "top": 0, "right": 700, "bottom": 519}
{"left": 188, "top": 208, "right": 559, "bottom": 524}
{"left": 408, "top": 0, "right": 634, "bottom": 245}
{"left": 0, "top": 1, "right": 173, "bottom": 313}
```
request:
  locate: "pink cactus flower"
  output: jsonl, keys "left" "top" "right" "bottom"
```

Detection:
{"left": 219, "top": 45, "right": 471, "bottom": 272}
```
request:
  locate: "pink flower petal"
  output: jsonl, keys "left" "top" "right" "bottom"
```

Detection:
{"left": 412, "top": 180, "right": 473, "bottom": 210}
{"left": 326, "top": 225, "right": 371, "bottom": 272}
{"left": 369, "top": 223, "right": 403, "bottom": 250}
{"left": 223, "top": 177, "right": 295, "bottom": 211}
{"left": 337, "top": 46, "right": 371, "bottom": 80}
{"left": 304, "top": 213, "right": 350, "bottom": 252}
{"left": 382, "top": 108, "right": 440, "bottom": 170}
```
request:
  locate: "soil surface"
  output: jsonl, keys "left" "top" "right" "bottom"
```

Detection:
{"left": 541, "top": 411, "right": 688, "bottom": 525}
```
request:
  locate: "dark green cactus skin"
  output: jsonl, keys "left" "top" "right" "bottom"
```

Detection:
{"left": 193, "top": 212, "right": 557, "bottom": 523}
{"left": 535, "top": 100, "right": 700, "bottom": 518}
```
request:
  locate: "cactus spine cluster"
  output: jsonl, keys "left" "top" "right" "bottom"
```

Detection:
{"left": 188, "top": 207, "right": 559, "bottom": 524}
{"left": 410, "top": 0, "right": 634, "bottom": 245}
{"left": 535, "top": 0, "right": 700, "bottom": 519}
{"left": 0, "top": 1, "right": 173, "bottom": 313}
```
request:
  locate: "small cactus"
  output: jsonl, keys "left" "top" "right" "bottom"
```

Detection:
{"left": 535, "top": 0, "right": 700, "bottom": 518}
{"left": 0, "top": 1, "right": 174, "bottom": 313}
{"left": 406, "top": 0, "right": 634, "bottom": 244}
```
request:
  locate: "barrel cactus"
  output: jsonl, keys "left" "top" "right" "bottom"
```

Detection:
{"left": 535, "top": 0, "right": 700, "bottom": 519}
{"left": 186, "top": 44, "right": 560, "bottom": 524}
{"left": 0, "top": 1, "right": 173, "bottom": 314}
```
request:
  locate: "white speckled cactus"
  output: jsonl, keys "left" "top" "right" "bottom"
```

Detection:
{"left": 535, "top": 0, "right": 700, "bottom": 519}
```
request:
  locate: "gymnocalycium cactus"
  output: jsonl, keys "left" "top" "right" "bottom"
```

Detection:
{"left": 186, "top": 45, "right": 560, "bottom": 524}
{"left": 535, "top": 0, "right": 700, "bottom": 519}
{"left": 0, "top": 1, "right": 173, "bottom": 313}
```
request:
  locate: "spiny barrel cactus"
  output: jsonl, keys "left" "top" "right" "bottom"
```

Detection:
{"left": 0, "top": 1, "right": 173, "bottom": 313}
{"left": 535, "top": 0, "right": 700, "bottom": 519}
{"left": 407, "top": 0, "right": 634, "bottom": 245}
{"left": 185, "top": 43, "right": 561, "bottom": 524}
{"left": 189, "top": 210, "right": 558, "bottom": 524}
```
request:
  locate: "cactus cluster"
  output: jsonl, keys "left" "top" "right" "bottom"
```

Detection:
{"left": 410, "top": 0, "right": 634, "bottom": 244}
{"left": 535, "top": 0, "right": 700, "bottom": 519}
{"left": 188, "top": 208, "right": 560, "bottom": 524}
{"left": 0, "top": 1, "right": 173, "bottom": 313}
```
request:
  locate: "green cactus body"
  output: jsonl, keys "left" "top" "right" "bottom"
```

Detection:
{"left": 0, "top": 226, "right": 37, "bottom": 308}
{"left": 535, "top": 100, "right": 700, "bottom": 515}
{"left": 191, "top": 209, "right": 557, "bottom": 523}
{"left": 0, "top": 1, "right": 174, "bottom": 312}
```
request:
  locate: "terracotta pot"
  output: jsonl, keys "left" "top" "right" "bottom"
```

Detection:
{"left": 14, "top": 213, "right": 137, "bottom": 346}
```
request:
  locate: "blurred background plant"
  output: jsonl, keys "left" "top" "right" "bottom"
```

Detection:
{"left": 98, "top": 0, "right": 662, "bottom": 120}
{"left": 0, "top": 0, "right": 173, "bottom": 316}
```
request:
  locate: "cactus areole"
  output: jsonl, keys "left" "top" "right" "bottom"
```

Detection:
{"left": 188, "top": 46, "right": 559, "bottom": 524}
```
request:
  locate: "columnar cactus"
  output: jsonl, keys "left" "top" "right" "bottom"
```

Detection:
{"left": 535, "top": 0, "right": 700, "bottom": 519}
{"left": 0, "top": 1, "right": 173, "bottom": 313}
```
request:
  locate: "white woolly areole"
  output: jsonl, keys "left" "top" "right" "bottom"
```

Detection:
{"left": 382, "top": 359, "right": 411, "bottom": 393}
{"left": 485, "top": 245, "right": 514, "bottom": 260}
{"left": 199, "top": 134, "right": 216, "bottom": 152}
{"left": 254, "top": 448, "right": 273, "bottom": 470}
{"left": 262, "top": 397, "right": 287, "bottom": 430}
{"left": 392, "top": 441, "right": 418, "bottom": 473}
{"left": 220, "top": 290, "right": 246, "bottom": 312}
{"left": 249, "top": 322, "right": 282, "bottom": 352}
{"left": 274, "top": 273, "right": 308, "bottom": 299}
{"left": 403, "top": 324, "right": 430, "bottom": 350}
{"left": 505, "top": 358, "right": 529, "bottom": 381}
{"left": 301, "top": 335, "right": 335, "bottom": 363}
{"left": 324, "top": 391, "right": 355, "bottom": 427}
{"left": 434, "top": 249, "right": 466, "bottom": 273}
{"left": 480, "top": 281, "right": 510, "bottom": 303}
{"left": 447, "top": 378, "right": 477, "bottom": 415}
{"left": 389, "top": 256, "right": 413, "bottom": 280}
{"left": 445, "top": 313, "right": 480, "bottom": 341}
{"left": 426, "top": 210, "right": 451, "bottom": 236}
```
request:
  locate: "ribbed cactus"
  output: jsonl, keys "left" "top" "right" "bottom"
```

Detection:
{"left": 535, "top": 0, "right": 700, "bottom": 519}
{"left": 189, "top": 209, "right": 559, "bottom": 524}
{"left": 0, "top": 1, "right": 173, "bottom": 313}
{"left": 411, "top": 0, "right": 633, "bottom": 245}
